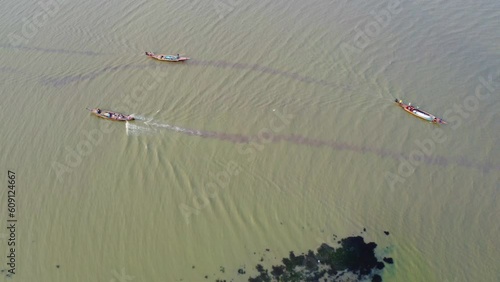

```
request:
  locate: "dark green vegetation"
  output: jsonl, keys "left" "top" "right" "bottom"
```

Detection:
{"left": 215, "top": 234, "right": 393, "bottom": 282}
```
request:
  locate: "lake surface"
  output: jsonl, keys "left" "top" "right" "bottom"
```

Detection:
{"left": 1, "top": 0, "right": 499, "bottom": 281}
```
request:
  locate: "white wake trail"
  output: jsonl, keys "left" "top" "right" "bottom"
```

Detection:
{"left": 126, "top": 122, "right": 155, "bottom": 136}
{"left": 125, "top": 119, "right": 211, "bottom": 137}
{"left": 146, "top": 122, "right": 207, "bottom": 136}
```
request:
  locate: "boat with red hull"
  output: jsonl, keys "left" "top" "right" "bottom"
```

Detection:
{"left": 395, "top": 99, "right": 446, "bottom": 124}
{"left": 145, "top": 52, "right": 189, "bottom": 62}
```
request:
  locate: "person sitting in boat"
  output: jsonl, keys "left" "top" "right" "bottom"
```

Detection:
{"left": 176, "top": 54, "right": 180, "bottom": 59}
{"left": 96, "top": 108, "right": 101, "bottom": 114}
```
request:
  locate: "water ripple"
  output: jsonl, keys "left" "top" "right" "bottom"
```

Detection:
{"left": 0, "top": 44, "right": 109, "bottom": 56}
{"left": 131, "top": 121, "right": 497, "bottom": 174}
{"left": 42, "top": 59, "right": 353, "bottom": 90}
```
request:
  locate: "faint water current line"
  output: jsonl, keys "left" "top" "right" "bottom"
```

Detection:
{"left": 130, "top": 120, "right": 498, "bottom": 174}
{"left": 51, "top": 65, "right": 170, "bottom": 183}
{"left": 42, "top": 63, "right": 149, "bottom": 87}
{"left": 385, "top": 71, "right": 500, "bottom": 189}
{"left": 188, "top": 0, "right": 242, "bottom": 20}
{"left": 339, "top": 0, "right": 402, "bottom": 65}
{"left": 176, "top": 109, "right": 293, "bottom": 224}
{"left": 0, "top": 44, "right": 108, "bottom": 56}
{"left": 7, "top": 0, "right": 65, "bottom": 47}
{"left": 42, "top": 59, "right": 354, "bottom": 90}
{"left": 109, "top": 268, "right": 134, "bottom": 282}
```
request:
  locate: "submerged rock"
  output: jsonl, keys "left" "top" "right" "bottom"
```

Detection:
{"left": 383, "top": 257, "right": 394, "bottom": 264}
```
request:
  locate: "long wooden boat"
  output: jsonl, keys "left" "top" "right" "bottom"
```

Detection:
{"left": 87, "top": 108, "right": 134, "bottom": 121}
{"left": 145, "top": 51, "right": 189, "bottom": 62}
{"left": 395, "top": 99, "right": 446, "bottom": 124}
